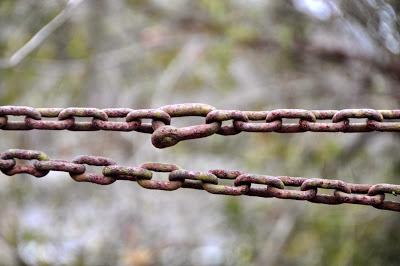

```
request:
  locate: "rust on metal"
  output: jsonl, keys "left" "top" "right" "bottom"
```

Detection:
{"left": 1, "top": 105, "right": 400, "bottom": 148}
{"left": 1, "top": 149, "right": 400, "bottom": 212}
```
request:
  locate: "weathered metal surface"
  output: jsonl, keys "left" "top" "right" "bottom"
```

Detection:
{"left": 1, "top": 105, "right": 400, "bottom": 148}
{"left": 1, "top": 149, "right": 399, "bottom": 212}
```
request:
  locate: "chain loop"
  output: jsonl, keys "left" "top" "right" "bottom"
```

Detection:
{"left": 25, "top": 108, "right": 75, "bottom": 130}
{"left": 300, "top": 178, "right": 352, "bottom": 204}
{"left": 0, "top": 106, "right": 42, "bottom": 119}
{"left": 234, "top": 174, "right": 285, "bottom": 189}
{"left": 103, "top": 165, "right": 152, "bottom": 181}
{"left": 331, "top": 109, "right": 384, "bottom": 132}
{"left": 92, "top": 108, "right": 139, "bottom": 131}
{"left": 137, "top": 162, "right": 183, "bottom": 190}
{"left": 235, "top": 111, "right": 283, "bottom": 132}
{"left": 0, "top": 106, "right": 42, "bottom": 130}
{"left": 0, "top": 149, "right": 49, "bottom": 177}
{"left": 70, "top": 155, "right": 116, "bottom": 185}
{"left": 206, "top": 110, "right": 248, "bottom": 135}
{"left": 333, "top": 191, "right": 385, "bottom": 206}
{"left": 34, "top": 160, "right": 85, "bottom": 175}
{"left": 266, "top": 109, "right": 316, "bottom": 133}
{"left": 58, "top": 108, "right": 108, "bottom": 131}
{"left": 152, "top": 103, "right": 219, "bottom": 148}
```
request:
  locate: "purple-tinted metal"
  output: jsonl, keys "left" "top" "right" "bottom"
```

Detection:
{"left": 367, "top": 184, "right": 400, "bottom": 195}
{"left": 0, "top": 149, "right": 49, "bottom": 177}
{"left": 332, "top": 109, "right": 384, "bottom": 122}
{"left": 151, "top": 103, "right": 221, "bottom": 148}
{"left": 169, "top": 170, "right": 218, "bottom": 184}
{"left": 70, "top": 155, "right": 117, "bottom": 185}
{"left": 202, "top": 183, "right": 249, "bottom": 196}
{"left": 126, "top": 109, "right": 171, "bottom": 124}
{"left": 0, "top": 116, "right": 7, "bottom": 128}
{"left": 25, "top": 117, "right": 74, "bottom": 130}
{"left": 206, "top": 110, "right": 248, "bottom": 135}
{"left": 1, "top": 105, "right": 400, "bottom": 147}
{"left": 0, "top": 106, "right": 41, "bottom": 119}
{"left": 137, "top": 162, "right": 183, "bottom": 190}
{"left": 1, "top": 149, "right": 398, "bottom": 212}
{"left": 334, "top": 191, "right": 384, "bottom": 206}
{"left": 300, "top": 178, "right": 352, "bottom": 193}
{"left": 103, "top": 165, "right": 152, "bottom": 181}
{"left": 234, "top": 174, "right": 284, "bottom": 189}
{"left": 34, "top": 160, "right": 85, "bottom": 175}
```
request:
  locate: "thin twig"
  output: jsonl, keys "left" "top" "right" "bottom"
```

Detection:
{"left": 0, "top": 0, "right": 85, "bottom": 69}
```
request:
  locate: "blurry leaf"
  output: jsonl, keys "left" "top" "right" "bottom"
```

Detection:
{"left": 36, "top": 43, "right": 56, "bottom": 59}
{"left": 201, "top": 0, "right": 228, "bottom": 22}
{"left": 223, "top": 197, "right": 242, "bottom": 229}
{"left": 226, "top": 24, "right": 258, "bottom": 44}
{"left": 67, "top": 29, "right": 89, "bottom": 59}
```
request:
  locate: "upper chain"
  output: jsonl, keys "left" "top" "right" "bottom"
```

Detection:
{"left": 0, "top": 149, "right": 399, "bottom": 212}
{"left": 1, "top": 104, "right": 400, "bottom": 148}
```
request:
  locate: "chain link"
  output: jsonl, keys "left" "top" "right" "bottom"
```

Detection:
{"left": 1, "top": 105, "right": 400, "bottom": 148}
{"left": 0, "top": 149, "right": 399, "bottom": 212}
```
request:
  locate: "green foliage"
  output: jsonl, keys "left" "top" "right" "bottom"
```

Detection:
{"left": 223, "top": 197, "right": 243, "bottom": 229}
{"left": 203, "top": 41, "right": 235, "bottom": 91}
{"left": 66, "top": 28, "right": 89, "bottom": 59}
{"left": 200, "top": 0, "right": 229, "bottom": 23}
{"left": 308, "top": 140, "right": 342, "bottom": 166}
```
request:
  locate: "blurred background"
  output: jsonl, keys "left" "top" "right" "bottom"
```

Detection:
{"left": 0, "top": 0, "right": 400, "bottom": 265}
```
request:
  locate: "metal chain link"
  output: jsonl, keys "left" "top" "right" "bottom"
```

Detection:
{"left": 1, "top": 149, "right": 399, "bottom": 212}
{"left": 1, "top": 104, "right": 400, "bottom": 148}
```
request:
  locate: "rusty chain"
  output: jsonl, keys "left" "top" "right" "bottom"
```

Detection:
{"left": 1, "top": 104, "right": 400, "bottom": 148}
{"left": 1, "top": 149, "right": 399, "bottom": 212}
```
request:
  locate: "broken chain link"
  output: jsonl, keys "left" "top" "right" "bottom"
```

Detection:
{"left": 1, "top": 149, "right": 399, "bottom": 212}
{"left": 1, "top": 104, "right": 400, "bottom": 148}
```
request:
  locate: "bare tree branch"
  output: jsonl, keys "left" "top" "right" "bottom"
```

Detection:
{"left": 0, "top": 0, "right": 85, "bottom": 69}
